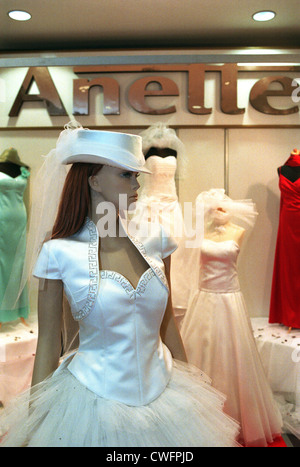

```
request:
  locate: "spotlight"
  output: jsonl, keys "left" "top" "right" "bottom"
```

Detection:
{"left": 8, "top": 10, "right": 32, "bottom": 21}
{"left": 252, "top": 11, "right": 276, "bottom": 22}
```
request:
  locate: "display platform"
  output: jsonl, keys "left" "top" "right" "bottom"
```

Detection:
{"left": 0, "top": 313, "right": 38, "bottom": 407}
{"left": 251, "top": 317, "right": 300, "bottom": 439}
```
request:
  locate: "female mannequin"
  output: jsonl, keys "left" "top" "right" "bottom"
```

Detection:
{"left": 269, "top": 148, "right": 300, "bottom": 330}
{"left": 0, "top": 126, "right": 240, "bottom": 447}
{"left": 181, "top": 189, "right": 282, "bottom": 447}
{"left": 0, "top": 148, "right": 30, "bottom": 328}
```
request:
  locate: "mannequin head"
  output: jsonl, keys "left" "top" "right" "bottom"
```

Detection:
{"left": 51, "top": 162, "right": 141, "bottom": 240}
{"left": 49, "top": 124, "right": 150, "bottom": 240}
{"left": 88, "top": 165, "right": 140, "bottom": 211}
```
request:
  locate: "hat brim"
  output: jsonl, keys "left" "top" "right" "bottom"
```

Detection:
{"left": 63, "top": 154, "right": 152, "bottom": 174}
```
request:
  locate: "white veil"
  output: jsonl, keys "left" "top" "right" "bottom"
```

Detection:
{"left": 196, "top": 188, "right": 258, "bottom": 232}
{"left": 15, "top": 123, "right": 84, "bottom": 354}
{"left": 139, "top": 122, "right": 187, "bottom": 179}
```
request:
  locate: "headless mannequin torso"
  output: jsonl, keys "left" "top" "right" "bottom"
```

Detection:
{"left": 277, "top": 149, "right": 300, "bottom": 332}
{"left": 0, "top": 162, "right": 28, "bottom": 328}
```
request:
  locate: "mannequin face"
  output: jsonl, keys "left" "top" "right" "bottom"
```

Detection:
{"left": 88, "top": 165, "right": 140, "bottom": 211}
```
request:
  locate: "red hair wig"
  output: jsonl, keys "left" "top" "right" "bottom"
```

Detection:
{"left": 51, "top": 163, "right": 103, "bottom": 240}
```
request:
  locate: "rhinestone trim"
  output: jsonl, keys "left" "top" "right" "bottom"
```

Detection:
{"left": 73, "top": 219, "right": 99, "bottom": 321}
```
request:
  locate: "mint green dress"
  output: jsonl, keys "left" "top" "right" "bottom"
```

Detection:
{"left": 0, "top": 166, "right": 30, "bottom": 323}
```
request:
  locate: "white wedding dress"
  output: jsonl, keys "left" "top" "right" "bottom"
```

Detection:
{"left": 133, "top": 155, "right": 194, "bottom": 322}
{"left": 181, "top": 238, "right": 282, "bottom": 447}
{"left": 0, "top": 219, "right": 240, "bottom": 447}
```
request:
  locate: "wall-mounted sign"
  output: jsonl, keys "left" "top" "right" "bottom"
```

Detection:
{"left": 2, "top": 63, "right": 300, "bottom": 127}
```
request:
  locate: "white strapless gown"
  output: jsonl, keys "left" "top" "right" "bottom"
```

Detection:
{"left": 133, "top": 155, "right": 195, "bottom": 321}
{"left": 181, "top": 239, "right": 282, "bottom": 447}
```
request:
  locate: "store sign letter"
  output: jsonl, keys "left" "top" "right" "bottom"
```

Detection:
{"left": 249, "top": 76, "right": 298, "bottom": 115}
{"left": 9, "top": 67, "right": 67, "bottom": 117}
{"left": 128, "top": 76, "right": 179, "bottom": 114}
{"left": 73, "top": 77, "right": 120, "bottom": 115}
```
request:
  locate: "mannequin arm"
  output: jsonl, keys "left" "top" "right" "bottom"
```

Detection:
{"left": 31, "top": 279, "right": 63, "bottom": 387}
{"left": 160, "top": 256, "right": 187, "bottom": 363}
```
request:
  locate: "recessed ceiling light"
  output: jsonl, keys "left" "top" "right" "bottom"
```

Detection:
{"left": 252, "top": 10, "right": 276, "bottom": 22}
{"left": 8, "top": 10, "right": 32, "bottom": 21}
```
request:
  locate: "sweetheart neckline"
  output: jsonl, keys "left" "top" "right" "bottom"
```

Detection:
{"left": 100, "top": 267, "right": 153, "bottom": 291}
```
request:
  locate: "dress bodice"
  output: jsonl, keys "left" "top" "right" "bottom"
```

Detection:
{"left": 67, "top": 267, "right": 172, "bottom": 406}
{"left": 279, "top": 173, "right": 300, "bottom": 212}
{"left": 141, "top": 156, "right": 177, "bottom": 199}
{"left": 34, "top": 218, "right": 176, "bottom": 407}
{"left": 0, "top": 167, "right": 29, "bottom": 203}
{"left": 199, "top": 239, "right": 240, "bottom": 293}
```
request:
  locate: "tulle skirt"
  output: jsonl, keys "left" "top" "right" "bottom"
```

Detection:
{"left": 0, "top": 360, "right": 240, "bottom": 447}
{"left": 181, "top": 289, "right": 283, "bottom": 447}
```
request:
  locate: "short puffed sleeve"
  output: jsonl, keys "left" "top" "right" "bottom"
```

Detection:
{"left": 33, "top": 241, "right": 62, "bottom": 280}
{"left": 161, "top": 224, "right": 178, "bottom": 259}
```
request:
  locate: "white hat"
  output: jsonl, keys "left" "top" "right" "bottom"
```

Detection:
{"left": 56, "top": 124, "right": 151, "bottom": 174}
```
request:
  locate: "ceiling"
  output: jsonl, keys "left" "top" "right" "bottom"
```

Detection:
{"left": 1, "top": 0, "right": 300, "bottom": 53}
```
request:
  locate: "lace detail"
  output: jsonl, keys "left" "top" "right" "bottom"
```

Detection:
{"left": 136, "top": 269, "right": 155, "bottom": 296}
{"left": 100, "top": 268, "right": 155, "bottom": 299}
{"left": 126, "top": 233, "right": 169, "bottom": 292}
{"left": 101, "top": 270, "right": 135, "bottom": 299}
{"left": 74, "top": 219, "right": 99, "bottom": 320}
{"left": 74, "top": 218, "right": 168, "bottom": 318}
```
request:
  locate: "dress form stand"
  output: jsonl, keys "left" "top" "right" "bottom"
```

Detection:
{"left": 136, "top": 123, "right": 191, "bottom": 326}
{"left": 135, "top": 146, "right": 190, "bottom": 326}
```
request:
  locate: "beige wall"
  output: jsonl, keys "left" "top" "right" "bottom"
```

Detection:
{"left": 177, "top": 127, "right": 300, "bottom": 318}
{"left": 1, "top": 126, "right": 299, "bottom": 317}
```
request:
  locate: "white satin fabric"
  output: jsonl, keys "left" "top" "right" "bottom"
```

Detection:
{"left": 33, "top": 218, "right": 176, "bottom": 406}
{"left": 133, "top": 155, "right": 194, "bottom": 320}
{"left": 198, "top": 239, "right": 240, "bottom": 293}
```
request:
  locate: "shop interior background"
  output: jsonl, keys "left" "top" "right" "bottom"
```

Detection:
{"left": 0, "top": 0, "right": 300, "bottom": 446}
{"left": 0, "top": 61, "right": 299, "bottom": 319}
